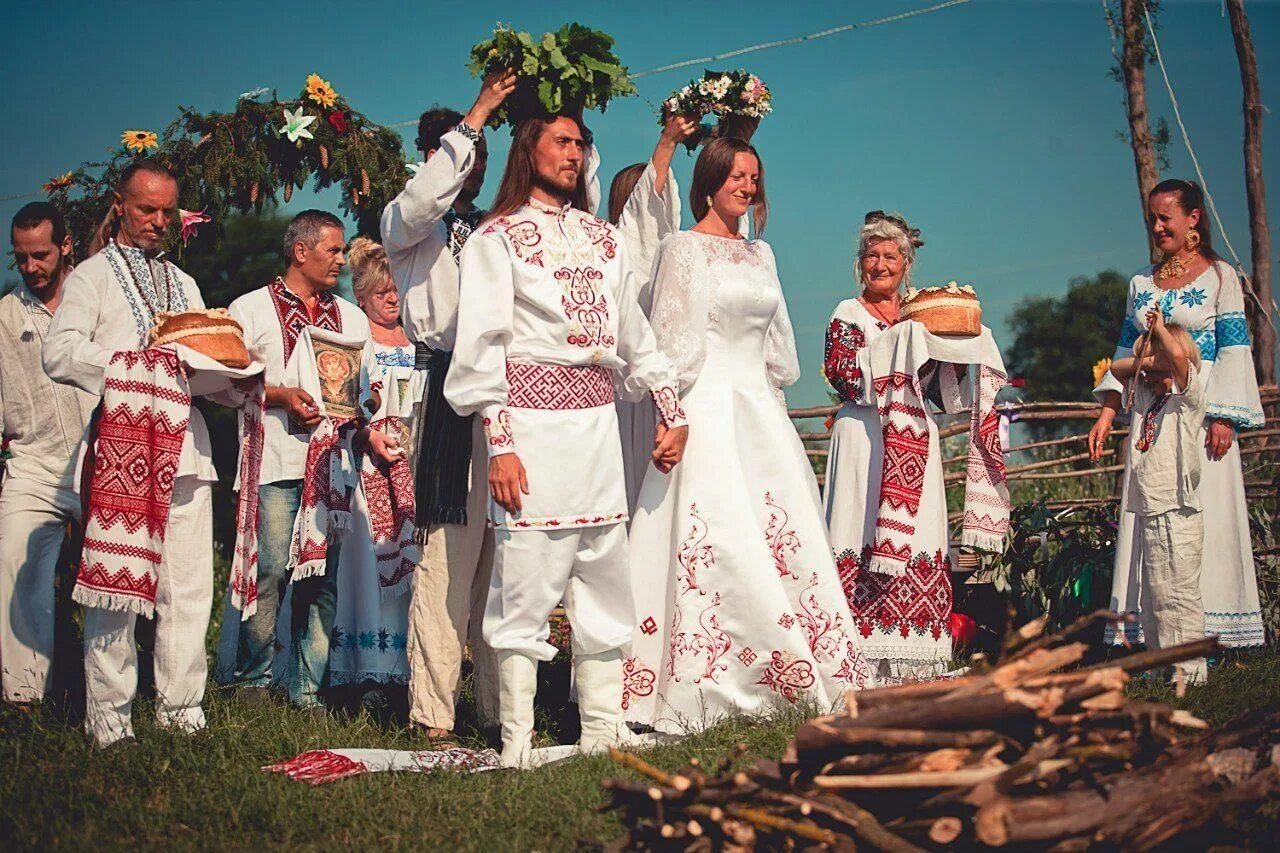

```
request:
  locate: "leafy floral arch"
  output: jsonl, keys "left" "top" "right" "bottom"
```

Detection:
{"left": 42, "top": 74, "right": 408, "bottom": 260}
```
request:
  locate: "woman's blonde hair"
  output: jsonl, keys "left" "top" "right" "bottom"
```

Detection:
{"left": 347, "top": 236, "right": 394, "bottom": 307}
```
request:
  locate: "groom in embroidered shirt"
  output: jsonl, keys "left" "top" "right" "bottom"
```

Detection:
{"left": 444, "top": 113, "right": 688, "bottom": 766}
{"left": 223, "top": 210, "right": 378, "bottom": 715}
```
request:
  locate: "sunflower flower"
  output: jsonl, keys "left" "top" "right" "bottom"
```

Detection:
{"left": 43, "top": 172, "right": 75, "bottom": 194}
{"left": 1091, "top": 357, "right": 1112, "bottom": 386}
{"left": 305, "top": 73, "right": 338, "bottom": 109}
{"left": 121, "top": 130, "right": 158, "bottom": 153}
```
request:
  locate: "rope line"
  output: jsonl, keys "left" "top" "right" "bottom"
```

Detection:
{"left": 1142, "top": 5, "right": 1243, "bottom": 268}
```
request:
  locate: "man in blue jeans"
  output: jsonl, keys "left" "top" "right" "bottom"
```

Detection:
{"left": 225, "top": 211, "right": 371, "bottom": 713}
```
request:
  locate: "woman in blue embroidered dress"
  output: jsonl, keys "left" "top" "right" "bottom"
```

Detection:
{"left": 330, "top": 239, "right": 418, "bottom": 699}
{"left": 1089, "top": 180, "right": 1265, "bottom": 650}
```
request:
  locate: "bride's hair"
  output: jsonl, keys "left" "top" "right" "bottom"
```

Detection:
{"left": 607, "top": 162, "right": 647, "bottom": 225}
{"left": 689, "top": 138, "right": 768, "bottom": 234}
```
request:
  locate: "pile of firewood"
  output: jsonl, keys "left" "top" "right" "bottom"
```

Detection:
{"left": 601, "top": 613, "right": 1280, "bottom": 851}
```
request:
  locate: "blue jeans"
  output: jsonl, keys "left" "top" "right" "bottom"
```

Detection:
{"left": 231, "top": 480, "right": 340, "bottom": 707}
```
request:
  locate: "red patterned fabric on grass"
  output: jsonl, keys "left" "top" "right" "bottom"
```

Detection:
{"left": 74, "top": 348, "right": 190, "bottom": 616}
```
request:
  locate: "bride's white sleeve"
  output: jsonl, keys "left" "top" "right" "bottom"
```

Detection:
{"left": 762, "top": 244, "right": 801, "bottom": 394}
{"left": 646, "top": 234, "right": 708, "bottom": 392}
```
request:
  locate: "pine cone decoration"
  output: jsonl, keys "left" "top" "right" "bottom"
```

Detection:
{"left": 319, "top": 145, "right": 329, "bottom": 170}
{"left": 250, "top": 181, "right": 259, "bottom": 205}
{"left": 360, "top": 168, "right": 371, "bottom": 197}
{"left": 284, "top": 183, "right": 293, "bottom": 203}
{"left": 351, "top": 186, "right": 361, "bottom": 207}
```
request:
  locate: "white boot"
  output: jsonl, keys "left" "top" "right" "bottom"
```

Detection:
{"left": 575, "top": 648, "right": 635, "bottom": 755}
{"left": 497, "top": 650, "right": 538, "bottom": 768}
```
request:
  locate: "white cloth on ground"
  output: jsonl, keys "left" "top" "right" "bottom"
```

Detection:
{"left": 484, "top": 523, "right": 635, "bottom": 662}
{"left": 42, "top": 243, "right": 216, "bottom": 482}
{"left": 1095, "top": 262, "right": 1264, "bottom": 647}
{"left": 0, "top": 478, "right": 80, "bottom": 702}
{"left": 83, "top": 476, "right": 212, "bottom": 745}
{"left": 626, "top": 232, "right": 872, "bottom": 735}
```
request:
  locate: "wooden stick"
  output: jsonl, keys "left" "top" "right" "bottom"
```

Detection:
{"left": 813, "top": 764, "right": 1008, "bottom": 789}
{"left": 1081, "top": 637, "right": 1221, "bottom": 675}
{"left": 686, "top": 803, "right": 837, "bottom": 846}
{"left": 760, "top": 790, "right": 925, "bottom": 853}
{"left": 608, "top": 748, "right": 691, "bottom": 792}
{"left": 1005, "top": 610, "right": 1126, "bottom": 663}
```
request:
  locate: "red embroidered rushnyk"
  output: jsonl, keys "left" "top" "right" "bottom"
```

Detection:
{"left": 361, "top": 416, "right": 417, "bottom": 599}
{"left": 288, "top": 416, "right": 355, "bottom": 579}
{"left": 230, "top": 380, "right": 266, "bottom": 618}
{"left": 74, "top": 348, "right": 191, "bottom": 616}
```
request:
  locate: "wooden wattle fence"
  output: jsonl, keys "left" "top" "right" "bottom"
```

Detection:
{"left": 789, "top": 388, "right": 1280, "bottom": 519}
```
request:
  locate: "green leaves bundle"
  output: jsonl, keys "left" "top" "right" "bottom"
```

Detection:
{"left": 468, "top": 23, "right": 635, "bottom": 127}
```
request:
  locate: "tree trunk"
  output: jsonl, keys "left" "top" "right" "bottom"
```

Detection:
{"left": 1121, "top": 0, "right": 1162, "bottom": 263}
{"left": 1226, "top": 0, "right": 1277, "bottom": 387}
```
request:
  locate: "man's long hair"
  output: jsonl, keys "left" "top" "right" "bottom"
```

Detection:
{"left": 486, "top": 117, "right": 590, "bottom": 223}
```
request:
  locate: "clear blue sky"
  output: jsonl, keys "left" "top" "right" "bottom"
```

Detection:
{"left": 3, "top": 0, "right": 1277, "bottom": 404}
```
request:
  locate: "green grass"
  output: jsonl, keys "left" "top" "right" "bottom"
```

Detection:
{"left": 3, "top": 649, "right": 1277, "bottom": 851}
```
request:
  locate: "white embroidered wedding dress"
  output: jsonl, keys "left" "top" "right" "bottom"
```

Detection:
{"left": 624, "top": 231, "right": 872, "bottom": 734}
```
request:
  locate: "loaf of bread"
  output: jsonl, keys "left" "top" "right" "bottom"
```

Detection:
{"left": 900, "top": 282, "right": 982, "bottom": 337}
{"left": 149, "top": 309, "right": 252, "bottom": 369}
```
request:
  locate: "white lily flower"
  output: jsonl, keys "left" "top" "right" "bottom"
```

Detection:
{"left": 279, "top": 107, "right": 316, "bottom": 144}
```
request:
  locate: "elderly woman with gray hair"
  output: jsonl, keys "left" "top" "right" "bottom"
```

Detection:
{"left": 821, "top": 211, "right": 959, "bottom": 684}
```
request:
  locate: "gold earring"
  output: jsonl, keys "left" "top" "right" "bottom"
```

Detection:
{"left": 1184, "top": 229, "right": 1201, "bottom": 252}
{"left": 706, "top": 195, "right": 714, "bottom": 209}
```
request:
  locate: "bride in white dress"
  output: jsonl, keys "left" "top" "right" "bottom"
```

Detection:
{"left": 624, "top": 139, "right": 872, "bottom": 733}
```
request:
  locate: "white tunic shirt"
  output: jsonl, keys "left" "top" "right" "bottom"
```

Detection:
{"left": 444, "top": 198, "right": 683, "bottom": 529}
{"left": 1126, "top": 364, "right": 1207, "bottom": 516}
{"left": 382, "top": 130, "right": 602, "bottom": 352}
{"left": 42, "top": 242, "right": 217, "bottom": 482}
{"left": 229, "top": 281, "right": 370, "bottom": 486}
{"left": 0, "top": 283, "right": 98, "bottom": 489}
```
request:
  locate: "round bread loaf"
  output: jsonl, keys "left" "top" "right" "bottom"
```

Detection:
{"left": 901, "top": 282, "right": 982, "bottom": 337}
{"left": 149, "top": 309, "right": 252, "bottom": 369}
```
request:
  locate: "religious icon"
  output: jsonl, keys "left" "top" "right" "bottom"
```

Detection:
{"left": 311, "top": 338, "right": 361, "bottom": 419}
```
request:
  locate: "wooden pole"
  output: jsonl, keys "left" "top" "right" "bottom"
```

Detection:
{"left": 1225, "top": 0, "right": 1276, "bottom": 387}
{"left": 1120, "top": 0, "right": 1162, "bottom": 263}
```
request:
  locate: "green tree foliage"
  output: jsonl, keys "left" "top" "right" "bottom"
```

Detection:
{"left": 1004, "top": 270, "right": 1128, "bottom": 402}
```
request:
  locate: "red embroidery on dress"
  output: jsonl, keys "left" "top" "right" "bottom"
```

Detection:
{"left": 777, "top": 613, "right": 794, "bottom": 629}
{"left": 483, "top": 409, "right": 514, "bottom": 448}
{"left": 832, "top": 640, "right": 871, "bottom": 688}
{"left": 621, "top": 656, "right": 655, "bottom": 711}
{"left": 794, "top": 572, "right": 844, "bottom": 663}
{"left": 738, "top": 647, "right": 757, "bottom": 666}
{"left": 756, "top": 651, "right": 816, "bottom": 703}
{"left": 672, "top": 591, "right": 730, "bottom": 684}
{"left": 837, "top": 546, "right": 953, "bottom": 642}
{"left": 651, "top": 386, "right": 686, "bottom": 428}
{"left": 763, "top": 492, "right": 800, "bottom": 579}
{"left": 675, "top": 505, "right": 713, "bottom": 596}
{"left": 824, "top": 318, "right": 866, "bottom": 403}
{"left": 640, "top": 616, "right": 657, "bottom": 636}
{"left": 269, "top": 280, "right": 342, "bottom": 365}
{"left": 506, "top": 363, "right": 614, "bottom": 409}
{"left": 559, "top": 267, "right": 614, "bottom": 348}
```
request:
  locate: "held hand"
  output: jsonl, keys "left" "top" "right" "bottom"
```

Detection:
{"left": 1145, "top": 308, "right": 1165, "bottom": 335}
{"left": 489, "top": 453, "right": 530, "bottom": 513}
{"left": 469, "top": 68, "right": 517, "bottom": 127}
{"left": 1088, "top": 409, "right": 1115, "bottom": 462}
{"left": 283, "top": 387, "right": 322, "bottom": 429}
{"left": 365, "top": 428, "right": 403, "bottom": 467}
{"left": 651, "top": 424, "right": 690, "bottom": 474}
{"left": 660, "top": 113, "right": 698, "bottom": 146}
{"left": 1205, "top": 418, "right": 1235, "bottom": 461}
